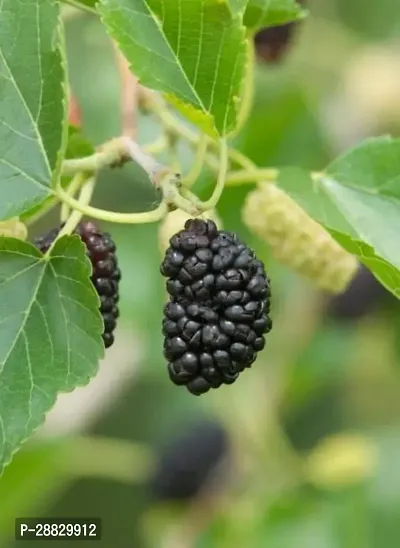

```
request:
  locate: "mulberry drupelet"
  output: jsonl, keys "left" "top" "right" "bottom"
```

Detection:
{"left": 34, "top": 221, "right": 120, "bottom": 349}
{"left": 160, "top": 219, "right": 272, "bottom": 395}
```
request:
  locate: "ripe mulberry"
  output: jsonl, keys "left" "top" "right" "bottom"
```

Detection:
{"left": 326, "top": 264, "right": 392, "bottom": 321}
{"left": 149, "top": 419, "right": 229, "bottom": 502}
{"left": 160, "top": 219, "right": 272, "bottom": 395}
{"left": 34, "top": 221, "right": 120, "bottom": 349}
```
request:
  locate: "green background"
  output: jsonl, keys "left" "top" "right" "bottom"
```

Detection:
{"left": 2, "top": 0, "right": 400, "bottom": 546}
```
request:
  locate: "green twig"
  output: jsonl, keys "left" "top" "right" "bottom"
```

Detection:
{"left": 142, "top": 136, "right": 167, "bottom": 155}
{"left": 56, "top": 175, "right": 96, "bottom": 241}
{"left": 148, "top": 100, "right": 253, "bottom": 173}
{"left": 62, "top": 136, "right": 162, "bottom": 181}
{"left": 56, "top": 183, "right": 168, "bottom": 224}
{"left": 197, "top": 139, "right": 228, "bottom": 211}
{"left": 184, "top": 134, "right": 208, "bottom": 187}
{"left": 60, "top": 172, "right": 87, "bottom": 223}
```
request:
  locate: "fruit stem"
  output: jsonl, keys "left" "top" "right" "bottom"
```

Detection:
{"left": 123, "top": 137, "right": 164, "bottom": 181}
{"left": 56, "top": 182, "right": 168, "bottom": 224}
{"left": 159, "top": 173, "right": 201, "bottom": 215}
{"left": 56, "top": 174, "right": 96, "bottom": 241}
{"left": 142, "top": 135, "right": 167, "bottom": 155}
{"left": 147, "top": 99, "right": 254, "bottom": 173}
{"left": 197, "top": 139, "right": 228, "bottom": 211}
{"left": 183, "top": 134, "right": 208, "bottom": 187}
{"left": 62, "top": 136, "right": 163, "bottom": 183}
{"left": 60, "top": 172, "right": 86, "bottom": 223}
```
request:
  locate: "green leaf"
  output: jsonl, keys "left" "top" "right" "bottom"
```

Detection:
{"left": 0, "top": 0, "right": 67, "bottom": 221}
{"left": 228, "top": 0, "right": 249, "bottom": 14}
{"left": 99, "top": 0, "right": 248, "bottom": 136}
{"left": 20, "top": 125, "right": 94, "bottom": 223}
{"left": 244, "top": 0, "right": 305, "bottom": 30}
{"left": 0, "top": 236, "right": 103, "bottom": 473}
{"left": 278, "top": 136, "right": 400, "bottom": 298}
{"left": 68, "top": 0, "right": 98, "bottom": 8}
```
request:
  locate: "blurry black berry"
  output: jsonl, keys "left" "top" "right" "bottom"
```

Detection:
{"left": 326, "top": 265, "right": 392, "bottom": 321}
{"left": 149, "top": 419, "right": 229, "bottom": 502}
{"left": 161, "top": 219, "right": 272, "bottom": 395}
{"left": 254, "top": 0, "right": 305, "bottom": 64}
{"left": 34, "top": 221, "right": 120, "bottom": 349}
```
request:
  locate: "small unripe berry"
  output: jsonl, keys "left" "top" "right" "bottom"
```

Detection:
{"left": 243, "top": 184, "right": 358, "bottom": 293}
{"left": 0, "top": 218, "right": 27, "bottom": 240}
{"left": 305, "top": 434, "right": 377, "bottom": 490}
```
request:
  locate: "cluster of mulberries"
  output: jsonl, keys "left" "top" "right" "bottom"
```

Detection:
{"left": 34, "top": 221, "right": 120, "bottom": 349}
{"left": 160, "top": 219, "right": 272, "bottom": 395}
{"left": 243, "top": 185, "right": 358, "bottom": 293}
{"left": 149, "top": 419, "right": 229, "bottom": 502}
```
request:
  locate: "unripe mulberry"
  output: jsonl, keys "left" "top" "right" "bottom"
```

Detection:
{"left": 0, "top": 218, "right": 27, "bottom": 240}
{"left": 34, "top": 221, "right": 120, "bottom": 349}
{"left": 243, "top": 184, "right": 358, "bottom": 293}
{"left": 159, "top": 209, "right": 222, "bottom": 254}
{"left": 160, "top": 219, "right": 272, "bottom": 395}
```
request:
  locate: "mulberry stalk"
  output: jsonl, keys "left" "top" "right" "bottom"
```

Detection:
{"left": 160, "top": 219, "right": 272, "bottom": 395}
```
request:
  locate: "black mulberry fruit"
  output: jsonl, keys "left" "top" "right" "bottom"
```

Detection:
{"left": 254, "top": 0, "right": 305, "bottom": 64}
{"left": 34, "top": 221, "right": 120, "bottom": 349}
{"left": 160, "top": 219, "right": 272, "bottom": 395}
{"left": 149, "top": 419, "right": 229, "bottom": 502}
{"left": 326, "top": 265, "right": 392, "bottom": 321}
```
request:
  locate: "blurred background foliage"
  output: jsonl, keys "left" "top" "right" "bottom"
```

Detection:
{"left": 2, "top": 0, "right": 400, "bottom": 546}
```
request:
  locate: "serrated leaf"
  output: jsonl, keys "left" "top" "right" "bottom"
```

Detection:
{"left": 99, "top": 0, "right": 247, "bottom": 136}
{"left": 277, "top": 136, "right": 400, "bottom": 298}
{"left": 0, "top": 236, "right": 104, "bottom": 473}
{"left": 20, "top": 125, "right": 94, "bottom": 223}
{"left": 0, "top": 0, "right": 67, "bottom": 221}
{"left": 244, "top": 0, "right": 305, "bottom": 30}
